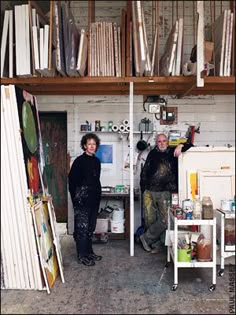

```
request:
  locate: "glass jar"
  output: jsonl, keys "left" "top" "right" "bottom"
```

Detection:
{"left": 225, "top": 219, "right": 235, "bottom": 245}
{"left": 197, "top": 239, "right": 212, "bottom": 261}
{"left": 202, "top": 196, "right": 213, "bottom": 219}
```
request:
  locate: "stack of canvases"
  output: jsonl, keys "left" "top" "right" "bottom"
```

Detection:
{"left": 1, "top": 85, "right": 64, "bottom": 293}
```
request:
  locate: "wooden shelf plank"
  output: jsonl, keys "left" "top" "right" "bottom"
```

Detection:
{"left": 1, "top": 76, "right": 235, "bottom": 96}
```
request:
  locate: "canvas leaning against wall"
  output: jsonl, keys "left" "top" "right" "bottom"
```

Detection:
{"left": 1, "top": 85, "right": 65, "bottom": 292}
{"left": 96, "top": 142, "right": 117, "bottom": 176}
{"left": 15, "top": 86, "right": 47, "bottom": 197}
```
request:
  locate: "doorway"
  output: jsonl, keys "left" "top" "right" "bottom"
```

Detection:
{"left": 39, "top": 112, "right": 68, "bottom": 222}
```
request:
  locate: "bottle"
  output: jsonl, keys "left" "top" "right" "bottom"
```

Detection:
{"left": 193, "top": 195, "right": 202, "bottom": 219}
{"left": 202, "top": 196, "right": 213, "bottom": 219}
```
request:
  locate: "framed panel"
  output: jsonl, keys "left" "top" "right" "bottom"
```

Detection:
{"left": 198, "top": 170, "right": 235, "bottom": 209}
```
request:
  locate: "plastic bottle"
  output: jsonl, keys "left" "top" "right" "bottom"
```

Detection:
{"left": 202, "top": 196, "right": 213, "bottom": 219}
{"left": 193, "top": 195, "right": 202, "bottom": 219}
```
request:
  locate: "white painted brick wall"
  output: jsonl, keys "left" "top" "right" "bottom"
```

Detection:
{"left": 37, "top": 93, "right": 235, "bottom": 233}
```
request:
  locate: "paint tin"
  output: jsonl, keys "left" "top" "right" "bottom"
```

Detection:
{"left": 108, "top": 121, "right": 113, "bottom": 132}
{"left": 182, "top": 199, "right": 193, "bottom": 212}
{"left": 95, "top": 120, "right": 101, "bottom": 131}
{"left": 221, "top": 200, "right": 233, "bottom": 211}
{"left": 175, "top": 207, "right": 184, "bottom": 219}
{"left": 231, "top": 201, "right": 235, "bottom": 212}
{"left": 186, "top": 211, "right": 193, "bottom": 220}
{"left": 171, "top": 193, "right": 179, "bottom": 206}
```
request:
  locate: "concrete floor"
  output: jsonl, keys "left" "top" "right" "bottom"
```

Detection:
{"left": 1, "top": 233, "right": 235, "bottom": 314}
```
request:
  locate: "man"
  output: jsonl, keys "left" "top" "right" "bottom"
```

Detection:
{"left": 139, "top": 133, "right": 192, "bottom": 253}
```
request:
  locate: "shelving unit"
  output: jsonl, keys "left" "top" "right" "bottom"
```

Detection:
{"left": 1, "top": 76, "right": 235, "bottom": 97}
{"left": 1, "top": 1, "right": 235, "bottom": 97}
{"left": 166, "top": 209, "right": 217, "bottom": 292}
{"left": 80, "top": 130, "right": 153, "bottom": 134}
{"left": 216, "top": 208, "right": 235, "bottom": 277}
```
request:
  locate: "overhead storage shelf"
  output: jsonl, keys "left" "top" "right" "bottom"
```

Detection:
{"left": 1, "top": 1, "right": 235, "bottom": 97}
{"left": 1, "top": 76, "right": 235, "bottom": 97}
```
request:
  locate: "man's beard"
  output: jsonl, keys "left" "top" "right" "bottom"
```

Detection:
{"left": 158, "top": 146, "right": 167, "bottom": 152}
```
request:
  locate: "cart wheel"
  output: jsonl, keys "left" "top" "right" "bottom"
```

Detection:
{"left": 209, "top": 284, "right": 216, "bottom": 292}
{"left": 218, "top": 269, "right": 224, "bottom": 277}
{"left": 172, "top": 284, "right": 178, "bottom": 291}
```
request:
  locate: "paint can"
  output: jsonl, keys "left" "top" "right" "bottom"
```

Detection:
{"left": 182, "top": 199, "right": 193, "bottom": 220}
{"left": 175, "top": 207, "right": 184, "bottom": 219}
{"left": 108, "top": 121, "right": 113, "bottom": 131}
{"left": 95, "top": 120, "right": 100, "bottom": 131}
{"left": 171, "top": 193, "right": 179, "bottom": 206}
{"left": 182, "top": 199, "right": 193, "bottom": 211}
{"left": 112, "top": 208, "right": 124, "bottom": 221}
{"left": 110, "top": 220, "right": 125, "bottom": 233}
{"left": 221, "top": 200, "right": 233, "bottom": 211}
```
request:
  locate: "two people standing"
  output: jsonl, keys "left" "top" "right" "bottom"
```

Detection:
{"left": 68, "top": 132, "right": 193, "bottom": 265}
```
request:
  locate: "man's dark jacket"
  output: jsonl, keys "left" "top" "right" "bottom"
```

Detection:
{"left": 140, "top": 143, "right": 193, "bottom": 193}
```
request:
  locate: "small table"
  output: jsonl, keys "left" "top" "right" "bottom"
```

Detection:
{"left": 101, "top": 192, "right": 138, "bottom": 239}
{"left": 215, "top": 209, "right": 235, "bottom": 277}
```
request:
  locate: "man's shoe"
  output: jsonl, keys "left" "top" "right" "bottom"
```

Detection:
{"left": 88, "top": 253, "right": 102, "bottom": 261}
{"left": 140, "top": 234, "right": 151, "bottom": 252}
{"left": 78, "top": 256, "right": 95, "bottom": 266}
{"left": 150, "top": 247, "right": 161, "bottom": 254}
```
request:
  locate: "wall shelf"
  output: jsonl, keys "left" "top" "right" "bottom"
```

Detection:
{"left": 1, "top": 76, "right": 235, "bottom": 97}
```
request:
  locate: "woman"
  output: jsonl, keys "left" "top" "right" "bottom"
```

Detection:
{"left": 68, "top": 133, "right": 102, "bottom": 266}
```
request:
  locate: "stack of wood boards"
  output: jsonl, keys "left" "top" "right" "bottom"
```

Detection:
{"left": 214, "top": 9, "right": 234, "bottom": 76}
{"left": 88, "top": 21, "right": 122, "bottom": 77}
{"left": 131, "top": 1, "right": 151, "bottom": 76}
{"left": 0, "top": 1, "right": 89, "bottom": 78}
{"left": 1, "top": 9, "right": 13, "bottom": 78}
{"left": 159, "top": 18, "right": 184, "bottom": 76}
{"left": 1, "top": 85, "right": 65, "bottom": 293}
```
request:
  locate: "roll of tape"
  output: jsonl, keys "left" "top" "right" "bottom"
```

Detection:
{"left": 123, "top": 119, "right": 129, "bottom": 126}
{"left": 119, "top": 124, "right": 125, "bottom": 132}
{"left": 125, "top": 126, "right": 130, "bottom": 132}
{"left": 112, "top": 125, "right": 119, "bottom": 132}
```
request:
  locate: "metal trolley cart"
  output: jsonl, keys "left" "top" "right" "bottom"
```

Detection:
{"left": 166, "top": 208, "right": 217, "bottom": 292}
{"left": 216, "top": 209, "right": 235, "bottom": 277}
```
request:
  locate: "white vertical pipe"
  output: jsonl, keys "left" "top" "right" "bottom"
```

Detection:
{"left": 129, "top": 82, "right": 134, "bottom": 256}
{"left": 197, "top": 1, "right": 204, "bottom": 87}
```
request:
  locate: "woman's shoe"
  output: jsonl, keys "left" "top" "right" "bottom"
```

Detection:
{"left": 78, "top": 256, "right": 95, "bottom": 266}
{"left": 88, "top": 253, "right": 102, "bottom": 261}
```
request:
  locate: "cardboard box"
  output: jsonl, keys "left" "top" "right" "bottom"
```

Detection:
{"left": 204, "top": 41, "right": 214, "bottom": 63}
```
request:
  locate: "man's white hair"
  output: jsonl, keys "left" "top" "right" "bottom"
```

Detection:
{"left": 156, "top": 133, "right": 168, "bottom": 141}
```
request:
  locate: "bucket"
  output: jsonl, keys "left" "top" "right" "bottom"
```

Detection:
{"left": 95, "top": 219, "right": 109, "bottom": 234}
{"left": 177, "top": 249, "right": 191, "bottom": 262}
{"left": 110, "top": 219, "right": 125, "bottom": 233}
{"left": 112, "top": 208, "right": 124, "bottom": 221}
